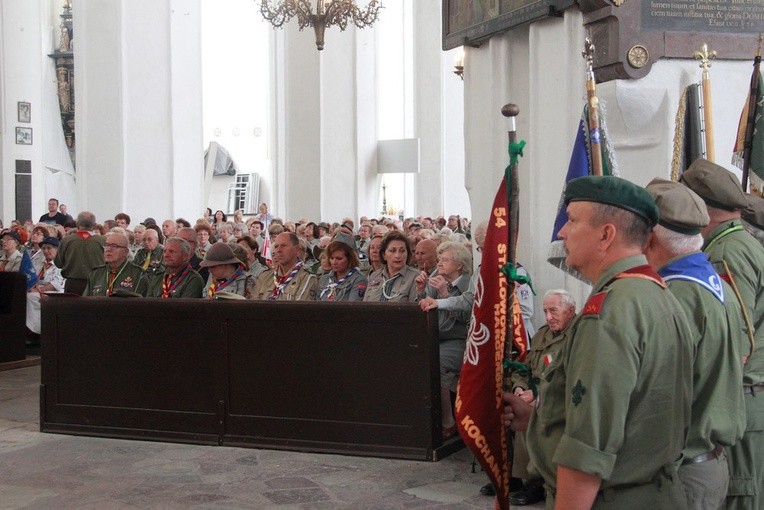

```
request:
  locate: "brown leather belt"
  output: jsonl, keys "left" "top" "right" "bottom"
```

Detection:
{"left": 682, "top": 445, "right": 724, "bottom": 465}
{"left": 744, "top": 384, "right": 764, "bottom": 396}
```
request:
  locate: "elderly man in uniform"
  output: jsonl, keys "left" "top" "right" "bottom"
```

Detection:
{"left": 133, "top": 227, "right": 164, "bottom": 277}
{"left": 147, "top": 237, "right": 204, "bottom": 298}
{"left": 252, "top": 232, "right": 317, "bottom": 300}
{"left": 508, "top": 289, "right": 577, "bottom": 506}
{"left": 644, "top": 179, "right": 746, "bottom": 510}
{"left": 84, "top": 232, "right": 147, "bottom": 296}
{"left": 177, "top": 227, "right": 209, "bottom": 283}
{"left": 680, "top": 159, "right": 764, "bottom": 510}
{"left": 55, "top": 211, "right": 105, "bottom": 295}
{"left": 504, "top": 175, "right": 693, "bottom": 509}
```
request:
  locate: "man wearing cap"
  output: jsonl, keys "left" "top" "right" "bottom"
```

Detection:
{"left": 252, "top": 232, "right": 317, "bottom": 301}
{"left": 26, "top": 236, "right": 66, "bottom": 335}
{"left": 681, "top": 159, "right": 764, "bottom": 510}
{"left": 55, "top": 211, "right": 105, "bottom": 295}
{"left": 84, "top": 232, "right": 147, "bottom": 297}
{"left": 200, "top": 242, "right": 253, "bottom": 298}
{"left": 146, "top": 237, "right": 204, "bottom": 299}
{"left": 644, "top": 178, "right": 746, "bottom": 510}
{"left": 504, "top": 175, "right": 693, "bottom": 509}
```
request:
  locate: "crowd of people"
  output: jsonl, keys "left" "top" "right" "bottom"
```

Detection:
{"left": 2, "top": 157, "right": 763, "bottom": 510}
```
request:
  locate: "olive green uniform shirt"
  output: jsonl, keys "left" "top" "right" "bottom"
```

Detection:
{"left": 526, "top": 255, "right": 693, "bottom": 506}
{"left": 146, "top": 267, "right": 204, "bottom": 298}
{"left": 132, "top": 246, "right": 165, "bottom": 278}
{"left": 252, "top": 265, "right": 318, "bottom": 301}
{"left": 703, "top": 219, "right": 764, "bottom": 385}
{"left": 511, "top": 324, "right": 571, "bottom": 393}
{"left": 54, "top": 232, "right": 105, "bottom": 280}
{"left": 84, "top": 260, "right": 148, "bottom": 297}
{"left": 363, "top": 265, "right": 420, "bottom": 302}
{"left": 660, "top": 264, "right": 746, "bottom": 459}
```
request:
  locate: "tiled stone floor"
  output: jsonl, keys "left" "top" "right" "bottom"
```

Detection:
{"left": 0, "top": 366, "right": 544, "bottom": 509}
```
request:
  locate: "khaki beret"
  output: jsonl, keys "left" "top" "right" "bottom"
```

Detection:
{"left": 743, "top": 193, "right": 764, "bottom": 230}
{"left": 645, "top": 178, "right": 709, "bottom": 235}
{"left": 679, "top": 158, "right": 748, "bottom": 210}
{"left": 564, "top": 175, "right": 659, "bottom": 227}
{"left": 200, "top": 242, "right": 241, "bottom": 268}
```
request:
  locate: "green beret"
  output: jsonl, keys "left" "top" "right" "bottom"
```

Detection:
{"left": 564, "top": 175, "right": 659, "bottom": 227}
{"left": 645, "top": 178, "right": 709, "bottom": 235}
{"left": 679, "top": 158, "right": 748, "bottom": 210}
{"left": 743, "top": 193, "right": 764, "bottom": 230}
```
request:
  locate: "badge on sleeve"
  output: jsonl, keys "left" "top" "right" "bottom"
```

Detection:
{"left": 571, "top": 380, "right": 586, "bottom": 406}
{"left": 582, "top": 292, "right": 607, "bottom": 317}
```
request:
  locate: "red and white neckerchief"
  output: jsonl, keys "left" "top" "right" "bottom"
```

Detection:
{"left": 207, "top": 266, "right": 244, "bottom": 298}
{"left": 270, "top": 261, "right": 303, "bottom": 300}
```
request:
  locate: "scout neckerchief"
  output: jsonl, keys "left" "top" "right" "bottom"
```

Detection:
{"left": 320, "top": 267, "right": 357, "bottom": 300}
{"left": 658, "top": 252, "right": 724, "bottom": 304}
{"left": 38, "top": 261, "right": 52, "bottom": 279}
{"left": 381, "top": 270, "right": 402, "bottom": 301}
{"left": 106, "top": 260, "right": 129, "bottom": 296}
{"left": 704, "top": 224, "right": 744, "bottom": 252}
{"left": 207, "top": 266, "right": 244, "bottom": 298}
{"left": 75, "top": 230, "right": 93, "bottom": 241}
{"left": 161, "top": 264, "right": 192, "bottom": 298}
{"left": 270, "top": 260, "right": 303, "bottom": 300}
{"left": 141, "top": 251, "right": 153, "bottom": 270}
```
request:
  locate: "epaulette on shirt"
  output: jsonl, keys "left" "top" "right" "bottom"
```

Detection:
{"left": 582, "top": 291, "right": 608, "bottom": 317}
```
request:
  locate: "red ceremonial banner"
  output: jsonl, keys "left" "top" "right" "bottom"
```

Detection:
{"left": 455, "top": 176, "right": 517, "bottom": 510}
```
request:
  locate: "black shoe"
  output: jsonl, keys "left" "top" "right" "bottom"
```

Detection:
{"left": 509, "top": 483, "right": 545, "bottom": 506}
{"left": 479, "top": 483, "right": 495, "bottom": 496}
{"left": 510, "top": 477, "right": 524, "bottom": 492}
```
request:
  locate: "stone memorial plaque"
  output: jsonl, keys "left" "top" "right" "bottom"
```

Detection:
{"left": 443, "top": 0, "right": 577, "bottom": 50}
{"left": 580, "top": 0, "right": 764, "bottom": 81}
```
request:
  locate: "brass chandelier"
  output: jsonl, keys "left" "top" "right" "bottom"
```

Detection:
{"left": 259, "top": 0, "right": 382, "bottom": 50}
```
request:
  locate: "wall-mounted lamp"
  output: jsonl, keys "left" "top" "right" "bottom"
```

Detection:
{"left": 453, "top": 47, "right": 464, "bottom": 80}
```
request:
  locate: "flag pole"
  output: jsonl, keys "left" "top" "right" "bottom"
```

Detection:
{"left": 694, "top": 43, "right": 717, "bottom": 162}
{"left": 583, "top": 38, "right": 603, "bottom": 176}
{"left": 741, "top": 35, "right": 763, "bottom": 192}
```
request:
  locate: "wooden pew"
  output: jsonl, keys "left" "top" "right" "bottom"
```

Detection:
{"left": 0, "top": 272, "right": 27, "bottom": 363}
{"left": 40, "top": 298, "right": 462, "bottom": 461}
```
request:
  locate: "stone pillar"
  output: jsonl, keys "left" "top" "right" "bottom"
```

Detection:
{"left": 74, "top": 0, "right": 202, "bottom": 223}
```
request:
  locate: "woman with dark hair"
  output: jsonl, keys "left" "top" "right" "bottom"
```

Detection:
{"left": 213, "top": 210, "right": 227, "bottom": 225}
{"left": 318, "top": 240, "right": 368, "bottom": 301}
{"left": 303, "top": 222, "right": 319, "bottom": 251}
{"left": 195, "top": 223, "right": 213, "bottom": 258}
{"left": 237, "top": 235, "right": 267, "bottom": 279}
{"left": 27, "top": 225, "right": 49, "bottom": 271}
{"left": 363, "top": 231, "right": 419, "bottom": 302}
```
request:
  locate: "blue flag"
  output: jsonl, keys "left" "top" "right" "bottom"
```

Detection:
{"left": 547, "top": 106, "right": 616, "bottom": 281}
{"left": 20, "top": 251, "right": 39, "bottom": 289}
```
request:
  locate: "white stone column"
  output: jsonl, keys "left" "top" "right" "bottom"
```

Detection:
{"left": 75, "top": 0, "right": 202, "bottom": 223}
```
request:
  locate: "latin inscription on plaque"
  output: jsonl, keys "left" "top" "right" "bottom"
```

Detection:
{"left": 643, "top": 0, "right": 764, "bottom": 31}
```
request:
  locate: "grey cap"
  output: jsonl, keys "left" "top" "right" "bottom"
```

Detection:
{"left": 679, "top": 159, "right": 748, "bottom": 210}
{"left": 333, "top": 232, "right": 357, "bottom": 251}
{"left": 199, "top": 242, "right": 241, "bottom": 268}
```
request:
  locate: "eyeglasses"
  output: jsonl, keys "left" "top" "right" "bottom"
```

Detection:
{"left": 104, "top": 243, "right": 128, "bottom": 250}
{"left": 439, "top": 257, "right": 457, "bottom": 263}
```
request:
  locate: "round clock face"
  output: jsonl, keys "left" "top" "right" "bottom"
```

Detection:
{"left": 628, "top": 45, "right": 649, "bottom": 68}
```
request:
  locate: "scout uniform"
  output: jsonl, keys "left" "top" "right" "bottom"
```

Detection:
{"left": 84, "top": 259, "right": 148, "bottom": 297}
{"left": 526, "top": 176, "right": 694, "bottom": 509}
{"left": 199, "top": 243, "right": 255, "bottom": 299}
{"left": 647, "top": 179, "right": 746, "bottom": 510}
{"left": 133, "top": 245, "right": 165, "bottom": 276}
{"left": 252, "top": 262, "right": 318, "bottom": 301}
{"left": 363, "top": 264, "right": 420, "bottom": 302}
{"left": 681, "top": 160, "right": 764, "bottom": 510}
{"left": 146, "top": 264, "right": 205, "bottom": 298}
{"left": 54, "top": 230, "right": 105, "bottom": 294}
{"left": 317, "top": 268, "right": 368, "bottom": 301}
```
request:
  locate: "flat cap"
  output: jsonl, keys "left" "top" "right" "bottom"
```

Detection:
{"left": 743, "top": 193, "right": 764, "bottom": 230}
{"left": 645, "top": 178, "right": 709, "bottom": 235}
{"left": 332, "top": 232, "right": 357, "bottom": 251}
{"left": 679, "top": 158, "right": 748, "bottom": 210}
{"left": 564, "top": 175, "right": 659, "bottom": 227}
{"left": 200, "top": 242, "right": 241, "bottom": 268}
